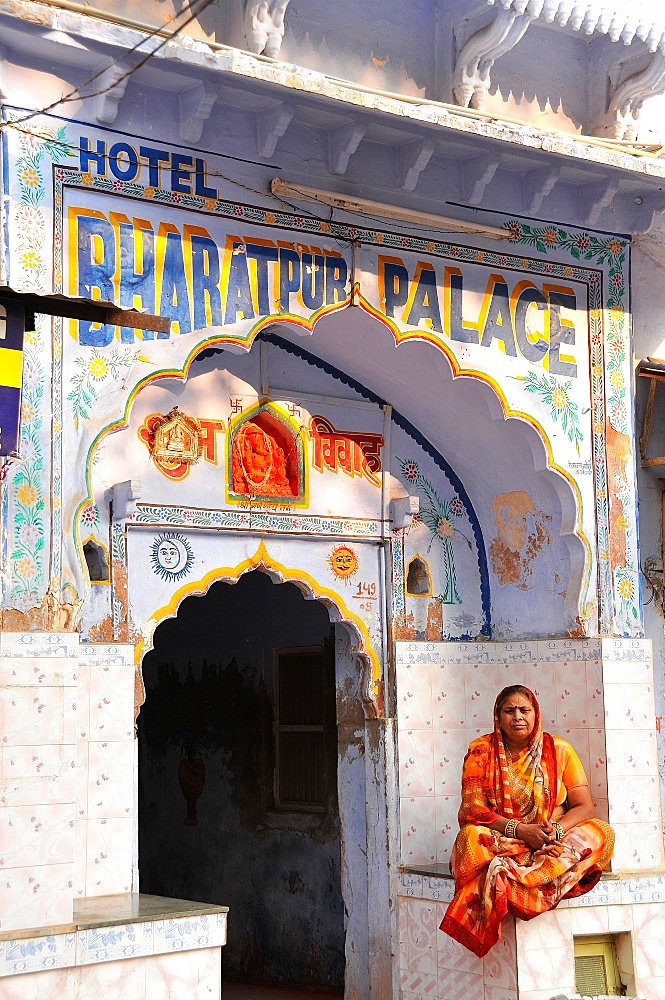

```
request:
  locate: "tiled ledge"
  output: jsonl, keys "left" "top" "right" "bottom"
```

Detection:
{"left": 0, "top": 893, "right": 228, "bottom": 978}
{"left": 397, "top": 866, "right": 665, "bottom": 907}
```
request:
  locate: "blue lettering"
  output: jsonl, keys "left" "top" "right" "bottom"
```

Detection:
{"left": 171, "top": 153, "right": 193, "bottom": 194}
{"left": 194, "top": 158, "right": 218, "bottom": 199}
{"left": 514, "top": 287, "right": 548, "bottom": 363}
{"left": 382, "top": 259, "right": 409, "bottom": 318}
{"left": 405, "top": 266, "right": 442, "bottom": 332}
{"left": 548, "top": 291, "right": 577, "bottom": 377}
{"left": 301, "top": 252, "right": 324, "bottom": 311}
{"left": 80, "top": 137, "right": 106, "bottom": 176}
{"left": 325, "top": 254, "right": 348, "bottom": 305}
{"left": 279, "top": 247, "right": 301, "bottom": 312}
{"left": 117, "top": 221, "right": 155, "bottom": 342}
{"left": 77, "top": 215, "right": 115, "bottom": 346}
{"left": 191, "top": 234, "right": 222, "bottom": 329}
{"left": 139, "top": 146, "right": 170, "bottom": 188}
{"left": 246, "top": 243, "right": 278, "bottom": 315}
{"left": 159, "top": 230, "right": 191, "bottom": 336}
{"left": 448, "top": 269, "right": 479, "bottom": 344}
{"left": 224, "top": 243, "right": 255, "bottom": 324}
{"left": 480, "top": 280, "right": 516, "bottom": 356}
{"left": 109, "top": 142, "right": 139, "bottom": 182}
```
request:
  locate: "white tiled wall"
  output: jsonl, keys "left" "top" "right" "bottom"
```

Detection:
{"left": 0, "top": 633, "right": 79, "bottom": 932}
{"left": 602, "top": 638, "right": 663, "bottom": 869}
{"left": 75, "top": 643, "right": 135, "bottom": 898}
{"left": 396, "top": 640, "right": 608, "bottom": 867}
{"left": 398, "top": 871, "right": 665, "bottom": 999}
{"left": 396, "top": 637, "right": 665, "bottom": 1000}
{"left": 0, "top": 634, "right": 136, "bottom": 932}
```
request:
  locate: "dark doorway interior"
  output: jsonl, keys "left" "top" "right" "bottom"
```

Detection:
{"left": 138, "top": 570, "right": 345, "bottom": 989}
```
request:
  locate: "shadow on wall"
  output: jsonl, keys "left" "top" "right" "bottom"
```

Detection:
{"left": 138, "top": 571, "right": 344, "bottom": 988}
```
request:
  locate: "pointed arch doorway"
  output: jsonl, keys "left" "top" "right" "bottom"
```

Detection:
{"left": 138, "top": 568, "right": 368, "bottom": 994}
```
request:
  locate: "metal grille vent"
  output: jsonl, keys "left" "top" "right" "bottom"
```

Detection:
{"left": 575, "top": 953, "right": 608, "bottom": 995}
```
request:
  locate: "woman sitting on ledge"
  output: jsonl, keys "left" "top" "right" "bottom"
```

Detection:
{"left": 440, "top": 684, "right": 614, "bottom": 958}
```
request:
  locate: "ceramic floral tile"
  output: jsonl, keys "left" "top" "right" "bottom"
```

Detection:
{"left": 612, "top": 821, "right": 664, "bottom": 870}
{"left": 2, "top": 685, "right": 69, "bottom": 746}
{"left": 523, "top": 662, "right": 558, "bottom": 728}
{"left": 85, "top": 740, "right": 135, "bottom": 819}
{"left": 432, "top": 662, "right": 466, "bottom": 729}
{"left": 2, "top": 930, "right": 75, "bottom": 976}
{"left": 396, "top": 659, "right": 434, "bottom": 729}
{"left": 400, "top": 796, "right": 437, "bottom": 865}
{"left": 608, "top": 775, "right": 660, "bottom": 825}
{"left": 144, "top": 947, "right": 221, "bottom": 997}
{"left": 433, "top": 726, "right": 468, "bottom": 798}
{"left": 83, "top": 816, "right": 133, "bottom": 896}
{"left": 554, "top": 661, "right": 589, "bottom": 728}
{"left": 464, "top": 662, "right": 499, "bottom": 731}
{"left": 0, "top": 862, "right": 73, "bottom": 933}
{"left": 0, "top": 656, "right": 77, "bottom": 687}
{"left": 1, "top": 801, "right": 74, "bottom": 868}
{"left": 398, "top": 727, "right": 435, "bottom": 797}
{"left": 77, "top": 921, "right": 153, "bottom": 964}
{"left": 405, "top": 898, "right": 437, "bottom": 976}
{"left": 88, "top": 660, "right": 135, "bottom": 741}
{"left": 434, "top": 796, "right": 458, "bottom": 865}
{"left": 1, "top": 742, "right": 76, "bottom": 807}
{"left": 605, "top": 727, "right": 658, "bottom": 777}
{"left": 603, "top": 681, "right": 656, "bottom": 730}
{"left": 587, "top": 727, "right": 608, "bottom": 797}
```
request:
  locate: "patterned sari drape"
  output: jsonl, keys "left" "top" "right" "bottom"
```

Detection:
{"left": 439, "top": 688, "right": 614, "bottom": 958}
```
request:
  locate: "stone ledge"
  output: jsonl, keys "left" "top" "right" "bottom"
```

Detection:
{"left": 0, "top": 893, "right": 228, "bottom": 978}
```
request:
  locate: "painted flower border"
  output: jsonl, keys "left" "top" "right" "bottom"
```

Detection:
{"left": 132, "top": 504, "right": 382, "bottom": 537}
{"left": 49, "top": 167, "right": 633, "bottom": 635}
{"left": 5, "top": 118, "right": 72, "bottom": 606}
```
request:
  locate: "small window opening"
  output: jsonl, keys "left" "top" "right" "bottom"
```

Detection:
{"left": 274, "top": 645, "right": 329, "bottom": 812}
{"left": 83, "top": 538, "right": 109, "bottom": 583}
{"left": 574, "top": 934, "right": 626, "bottom": 996}
{"left": 406, "top": 555, "right": 432, "bottom": 596}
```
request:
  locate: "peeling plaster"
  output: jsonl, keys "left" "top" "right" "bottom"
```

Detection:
{"left": 489, "top": 490, "right": 552, "bottom": 589}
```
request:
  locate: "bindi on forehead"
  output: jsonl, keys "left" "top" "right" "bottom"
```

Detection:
{"left": 501, "top": 700, "right": 533, "bottom": 712}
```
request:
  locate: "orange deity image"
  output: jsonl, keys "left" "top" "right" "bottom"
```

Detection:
{"left": 231, "top": 419, "right": 296, "bottom": 497}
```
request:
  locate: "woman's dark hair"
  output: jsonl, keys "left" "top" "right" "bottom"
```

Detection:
{"left": 495, "top": 685, "right": 536, "bottom": 715}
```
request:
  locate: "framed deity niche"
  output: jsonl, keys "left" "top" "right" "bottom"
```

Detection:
{"left": 226, "top": 401, "right": 306, "bottom": 506}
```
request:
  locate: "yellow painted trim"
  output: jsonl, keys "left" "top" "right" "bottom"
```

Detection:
{"left": 81, "top": 533, "right": 110, "bottom": 586}
{"left": 0, "top": 348, "right": 23, "bottom": 388}
{"left": 406, "top": 553, "right": 433, "bottom": 598}
{"left": 137, "top": 540, "right": 382, "bottom": 700}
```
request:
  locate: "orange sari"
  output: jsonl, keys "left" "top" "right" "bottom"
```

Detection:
{"left": 439, "top": 689, "right": 614, "bottom": 958}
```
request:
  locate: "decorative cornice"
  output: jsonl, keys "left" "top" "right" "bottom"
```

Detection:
{"left": 453, "top": 7, "right": 534, "bottom": 110}
{"left": 593, "top": 51, "right": 665, "bottom": 140}
{"left": 244, "top": 0, "right": 291, "bottom": 59}
{"left": 485, "top": 0, "right": 665, "bottom": 53}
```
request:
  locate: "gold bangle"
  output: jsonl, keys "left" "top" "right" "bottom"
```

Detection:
{"left": 504, "top": 818, "right": 519, "bottom": 838}
{"left": 552, "top": 821, "right": 565, "bottom": 842}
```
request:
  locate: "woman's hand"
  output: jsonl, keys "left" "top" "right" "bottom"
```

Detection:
{"left": 515, "top": 822, "right": 558, "bottom": 852}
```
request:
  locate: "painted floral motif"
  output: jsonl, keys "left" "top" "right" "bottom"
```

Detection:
{"left": 521, "top": 372, "right": 584, "bottom": 453}
{"left": 397, "top": 458, "right": 471, "bottom": 605}
{"left": 8, "top": 119, "right": 71, "bottom": 606}
{"left": 67, "top": 347, "right": 144, "bottom": 427}
{"left": 80, "top": 502, "right": 100, "bottom": 529}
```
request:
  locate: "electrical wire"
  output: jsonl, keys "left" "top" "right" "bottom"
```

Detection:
{"left": 0, "top": 0, "right": 218, "bottom": 131}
